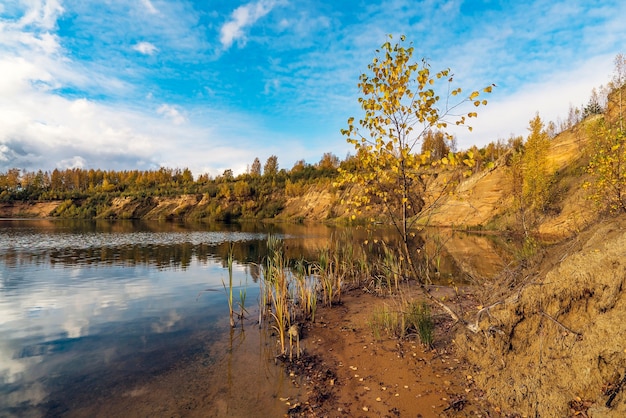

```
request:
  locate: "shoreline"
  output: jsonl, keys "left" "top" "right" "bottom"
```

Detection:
{"left": 283, "top": 285, "right": 503, "bottom": 417}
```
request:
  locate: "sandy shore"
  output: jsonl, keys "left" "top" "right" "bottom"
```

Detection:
{"left": 283, "top": 285, "right": 506, "bottom": 417}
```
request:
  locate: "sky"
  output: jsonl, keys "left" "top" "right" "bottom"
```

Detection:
{"left": 0, "top": 0, "right": 625, "bottom": 177}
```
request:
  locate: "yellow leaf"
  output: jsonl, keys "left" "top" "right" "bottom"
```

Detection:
{"left": 469, "top": 91, "right": 479, "bottom": 100}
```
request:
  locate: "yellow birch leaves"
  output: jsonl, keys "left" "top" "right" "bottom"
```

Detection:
{"left": 337, "top": 34, "right": 494, "bottom": 227}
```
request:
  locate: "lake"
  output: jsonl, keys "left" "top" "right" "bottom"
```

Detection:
{"left": 0, "top": 219, "right": 510, "bottom": 417}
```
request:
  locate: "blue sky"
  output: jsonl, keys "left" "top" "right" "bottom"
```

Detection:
{"left": 0, "top": 0, "right": 624, "bottom": 177}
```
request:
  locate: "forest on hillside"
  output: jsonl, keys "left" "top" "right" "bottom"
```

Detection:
{"left": 0, "top": 111, "right": 590, "bottom": 220}
{"left": 1, "top": 46, "right": 624, "bottom": 227}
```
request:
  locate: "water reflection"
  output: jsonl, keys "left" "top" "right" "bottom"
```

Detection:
{"left": 0, "top": 220, "right": 291, "bottom": 417}
{"left": 0, "top": 219, "right": 514, "bottom": 417}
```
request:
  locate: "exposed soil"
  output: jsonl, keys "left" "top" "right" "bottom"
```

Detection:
{"left": 280, "top": 286, "right": 508, "bottom": 417}
{"left": 37, "top": 286, "right": 507, "bottom": 418}
{"left": 278, "top": 216, "right": 626, "bottom": 418}
{"left": 457, "top": 216, "right": 626, "bottom": 417}
{"left": 0, "top": 201, "right": 60, "bottom": 217}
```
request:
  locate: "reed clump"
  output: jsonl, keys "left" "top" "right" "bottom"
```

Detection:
{"left": 254, "top": 232, "right": 434, "bottom": 358}
{"left": 368, "top": 298, "right": 434, "bottom": 347}
{"left": 262, "top": 235, "right": 292, "bottom": 355}
{"left": 222, "top": 243, "right": 248, "bottom": 328}
{"left": 258, "top": 232, "right": 374, "bottom": 357}
{"left": 406, "top": 301, "right": 434, "bottom": 348}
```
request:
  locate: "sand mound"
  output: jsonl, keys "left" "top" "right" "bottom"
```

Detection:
{"left": 457, "top": 218, "right": 626, "bottom": 416}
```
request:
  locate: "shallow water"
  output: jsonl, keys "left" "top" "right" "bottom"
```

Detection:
{"left": 0, "top": 219, "right": 511, "bottom": 417}
{"left": 0, "top": 219, "right": 306, "bottom": 417}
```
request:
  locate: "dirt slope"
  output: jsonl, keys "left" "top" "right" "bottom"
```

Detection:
{"left": 279, "top": 186, "right": 337, "bottom": 221}
{"left": 427, "top": 118, "right": 600, "bottom": 238}
{"left": 457, "top": 217, "right": 626, "bottom": 416}
{"left": 0, "top": 115, "right": 603, "bottom": 232}
{"left": 0, "top": 201, "right": 60, "bottom": 217}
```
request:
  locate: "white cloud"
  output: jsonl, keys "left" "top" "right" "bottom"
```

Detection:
{"left": 16, "top": 0, "right": 64, "bottom": 30}
{"left": 453, "top": 54, "right": 617, "bottom": 148}
{"left": 263, "top": 78, "right": 280, "bottom": 95}
{"left": 141, "top": 0, "right": 159, "bottom": 15}
{"left": 157, "top": 104, "right": 186, "bottom": 125}
{"left": 133, "top": 41, "right": 158, "bottom": 55}
{"left": 58, "top": 156, "right": 87, "bottom": 169}
{"left": 2, "top": 0, "right": 626, "bottom": 178}
{"left": 219, "top": 0, "right": 282, "bottom": 49}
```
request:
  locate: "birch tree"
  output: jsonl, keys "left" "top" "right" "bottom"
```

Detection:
{"left": 337, "top": 34, "right": 493, "bottom": 280}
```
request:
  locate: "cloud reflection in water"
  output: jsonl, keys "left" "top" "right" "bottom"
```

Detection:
{"left": 0, "top": 225, "right": 260, "bottom": 416}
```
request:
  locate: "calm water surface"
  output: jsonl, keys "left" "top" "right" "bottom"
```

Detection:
{"left": 0, "top": 219, "right": 511, "bottom": 417}
{"left": 0, "top": 220, "right": 337, "bottom": 417}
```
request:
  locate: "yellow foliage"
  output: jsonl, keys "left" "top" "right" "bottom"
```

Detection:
{"left": 336, "top": 33, "right": 493, "bottom": 253}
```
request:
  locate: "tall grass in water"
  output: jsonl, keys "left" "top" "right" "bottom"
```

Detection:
{"left": 294, "top": 258, "right": 317, "bottom": 322}
{"left": 269, "top": 284, "right": 290, "bottom": 355}
{"left": 222, "top": 243, "right": 235, "bottom": 328}
{"left": 258, "top": 232, "right": 376, "bottom": 357}
{"left": 262, "top": 235, "right": 292, "bottom": 355}
{"left": 313, "top": 231, "right": 371, "bottom": 306}
{"left": 237, "top": 276, "right": 248, "bottom": 321}
{"left": 381, "top": 242, "right": 402, "bottom": 293}
{"left": 364, "top": 240, "right": 404, "bottom": 295}
{"left": 316, "top": 248, "right": 336, "bottom": 306}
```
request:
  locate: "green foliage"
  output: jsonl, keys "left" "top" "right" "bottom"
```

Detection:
{"left": 585, "top": 56, "right": 626, "bottom": 213}
{"left": 263, "top": 155, "right": 279, "bottom": 177}
{"left": 405, "top": 301, "right": 434, "bottom": 348}
{"left": 0, "top": 152, "right": 343, "bottom": 221}
{"left": 370, "top": 304, "right": 403, "bottom": 340}
{"left": 583, "top": 88, "right": 604, "bottom": 118}
{"left": 516, "top": 236, "right": 539, "bottom": 263}
{"left": 369, "top": 299, "right": 433, "bottom": 346}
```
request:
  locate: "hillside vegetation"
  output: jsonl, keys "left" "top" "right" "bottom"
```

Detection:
{"left": 0, "top": 110, "right": 607, "bottom": 239}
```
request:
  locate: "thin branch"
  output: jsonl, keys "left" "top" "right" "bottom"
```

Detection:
{"left": 540, "top": 311, "right": 582, "bottom": 337}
